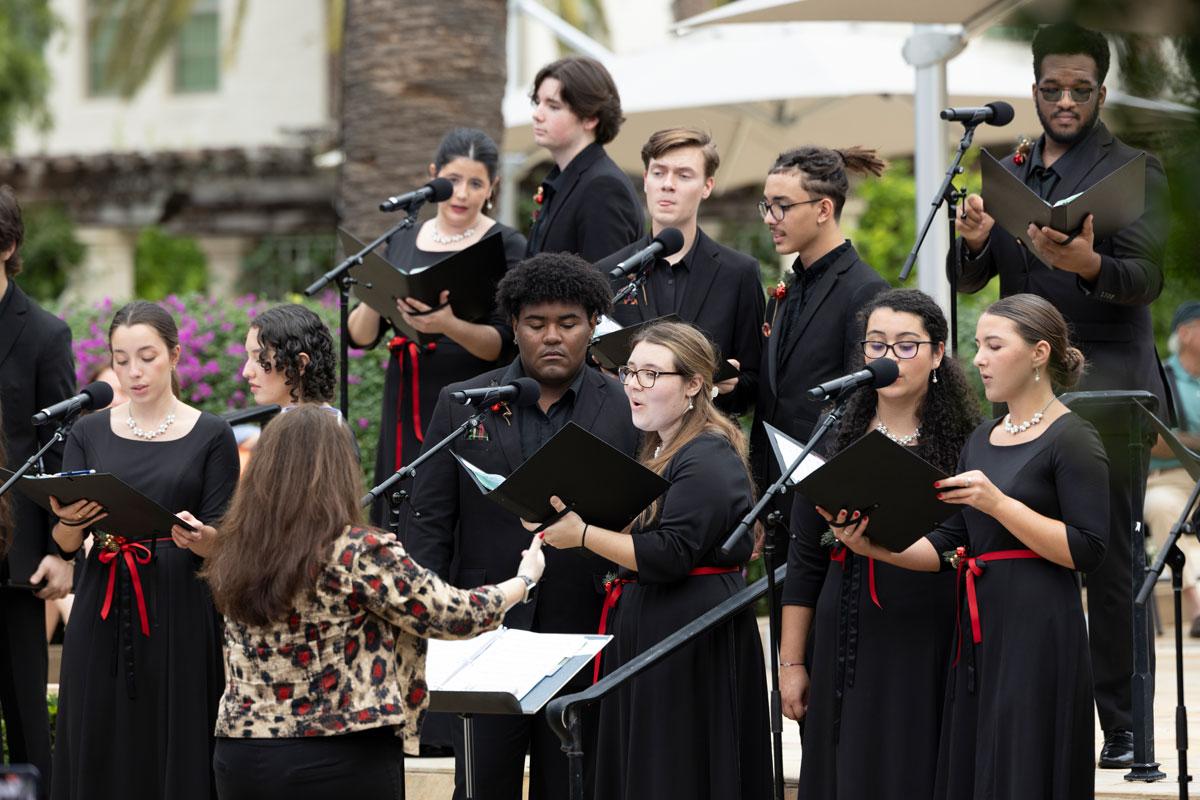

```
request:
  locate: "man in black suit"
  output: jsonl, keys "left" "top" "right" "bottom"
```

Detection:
{"left": 0, "top": 186, "right": 76, "bottom": 796}
{"left": 750, "top": 146, "right": 889, "bottom": 527}
{"left": 525, "top": 56, "right": 643, "bottom": 261}
{"left": 951, "top": 23, "right": 1171, "bottom": 768}
{"left": 595, "top": 127, "right": 765, "bottom": 415}
{"left": 406, "top": 252, "right": 638, "bottom": 800}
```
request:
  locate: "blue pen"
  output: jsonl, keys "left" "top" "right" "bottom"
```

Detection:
{"left": 56, "top": 469, "right": 95, "bottom": 478}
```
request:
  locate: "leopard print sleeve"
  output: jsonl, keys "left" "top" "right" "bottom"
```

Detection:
{"left": 348, "top": 527, "right": 507, "bottom": 641}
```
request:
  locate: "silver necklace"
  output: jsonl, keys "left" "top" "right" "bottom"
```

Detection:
{"left": 429, "top": 222, "right": 478, "bottom": 245}
{"left": 128, "top": 403, "right": 177, "bottom": 440}
{"left": 875, "top": 420, "right": 920, "bottom": 446}
{"left": 1003, "top": 395, "right": 1056, "bottom": 435}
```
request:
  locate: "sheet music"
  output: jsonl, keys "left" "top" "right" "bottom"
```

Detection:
{"left": 764, "top": 422, "right": 825, "bottom": 486}
{"left": 427, "top": 628, "right": 609, "bottom": 700}
{"left": 592, "top": 315, "right": 623, "bottom": 339}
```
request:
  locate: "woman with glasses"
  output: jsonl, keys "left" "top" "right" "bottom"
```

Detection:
{"left": 778, "top": 289, "right": 981, "bottom": 800}
{"left": 529, "top": 321, "right": 770, "bottom": 799}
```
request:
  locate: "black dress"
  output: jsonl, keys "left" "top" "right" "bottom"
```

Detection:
{"left": 593, "top": 434, "right": 771, "bottom": 799}
{"left": 366, "top": 222, "right": 526, "bottom": 527}
{"left": 925, "top": 413, "right": 1108, "bottom": 800}
{"left": 51, "top": 411, "right": 240, "bottom": 800}
{"left": 785, "top": 490, "right": 957, "bottom": 800}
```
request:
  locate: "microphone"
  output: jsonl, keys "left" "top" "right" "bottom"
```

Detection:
{"left": 221, "top": 404, "right": 282, "bottom": 426}
{"left": 450, "top": 377, "right": 542, "bottom": 408}
{"left": 32, "top": 381, "right": 115, "bottom": 426}
{"left": 607, "top": 228, "right": 686, "bottom": 279}
{"left": 806, "top": 359, "right": 900, "bottom": 401}
{"left": 939, "top": 101, "right": 1015, "bottom": 127}
{"left": 379, "top": 177, "right": 454, "bottom": 213}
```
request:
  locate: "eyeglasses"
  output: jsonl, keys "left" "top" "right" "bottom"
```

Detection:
{"left": 757, "top": 197, "right": 821, "bottom": 222}
{"left": 617, "top": 366, "right": 682, "bottom": 388}
{"left": 1037, "top": 85, "right": 1095, "bottom": 103}
{"left": 861, "top": 340, "right": 935, "bottom": 360}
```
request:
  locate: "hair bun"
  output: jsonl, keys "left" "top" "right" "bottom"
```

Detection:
{"left": 1059, "top": 346, "right": 1086, "bottom": 389}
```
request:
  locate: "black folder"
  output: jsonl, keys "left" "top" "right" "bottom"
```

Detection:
{"left": 339, "top": 227, "right": 507, "bottom": 345}
{"left": 589, "top": 313, "right": 740, "bottom": 383}
{"left": 452, "top": 422, "right": 669, "bottom": 531}
{"left": 981, "top": 148, "right": 1146, "bottom": 255}
{"left": 3, "top": 470, "right": 196, "bottom": 541}
{"left": 794, "top": 431, "right": 956, "bottom": 552}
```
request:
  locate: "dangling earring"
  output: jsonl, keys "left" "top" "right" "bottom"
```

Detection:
{"left": 687, "top": 397, "right": 694, "bottom": 411}
{"left": 1033, "top": 366, "right": 1040, "bottom": 382}
{"left": 930, "top": 368, "right": 938, "bottom": 384}
{"left": 486, "top": 197, "right": 495, "bottom": 211}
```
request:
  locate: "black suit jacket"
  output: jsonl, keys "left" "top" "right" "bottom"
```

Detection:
{"left": 595, "top": 229, "right": 766, "bottom": 414}
{"left": 950, "top": 122, "right": 1171, "bottom": 416}
{"left": 404, "top": 361, "right": 639, "bottom": 634}
{"left": 0, "top": 282, "right": 75, "bottom": 584}
{"left": 750, "top": 243, "right": 887, "bottom": 490}
{"left": 526, "top": 142, "right": 644, "bottom": 262}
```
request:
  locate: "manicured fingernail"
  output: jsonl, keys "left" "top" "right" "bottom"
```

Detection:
{"left": 933, "top": 481, "right": 941, "bottom": 488}
{"left": 538, "top": 532, "right": 545, "bottom": 539}
{"left": 852, "top": 510, "right": 860, "bottom": 519}
{"left": 936, "top": 493, "right": 944, "bottom": 500}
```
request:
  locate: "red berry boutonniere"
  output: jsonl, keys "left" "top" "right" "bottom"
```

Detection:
{"left": 1012, "top": 135, "right": 1033, "bottom": 166}
{"left": 531, "top": 186, "right": 545, "bottom": 223}
{"left": 489, "top": 400, "right": 513, "bottom": 426}
{"left": 763, "top": 281, "right": 789, "bottom": 337}
{"left": 770, "top": 281, "right": 788, "bottom": 301}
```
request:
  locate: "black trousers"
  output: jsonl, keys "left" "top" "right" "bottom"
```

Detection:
{"left": 213, "top": 728, "right": 406, "bottom": 800}
{"left": 0, "top": 588, "right": 52, "bottom": 800}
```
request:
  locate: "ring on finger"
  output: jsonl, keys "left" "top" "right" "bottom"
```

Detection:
{"left": 964, "top": 477, "right": 972, "bottom": 487}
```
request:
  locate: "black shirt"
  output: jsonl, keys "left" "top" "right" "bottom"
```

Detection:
{"left": 645, "top": 238, "right": 698, "bottom": 315}
{"left": 1026, "top": 124, "right": 1103, "bottom": 201}
{"left": 779, "top": 240, "right": 851, "bottom": 353}
{"left": 0, "top": 280, "right": 13, "bottom": 321}
{"left": 503, "top": 359, "right": 587, "bottom": 460}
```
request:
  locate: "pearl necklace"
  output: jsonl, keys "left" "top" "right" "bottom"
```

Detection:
{"left": 875, "top": 421, "right": 920, "bottom": 446}
{"left": 1003, "top": 395, "right": 1056, "bottom": 435}
{"left": 127, "top": 404, "right": 176, "bottom": 440}
{"left": 429, "top": 222, "right": 478, "bottom": 245}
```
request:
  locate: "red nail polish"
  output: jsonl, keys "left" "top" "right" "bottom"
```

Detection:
{"left": 937, "top": 493, "right": 944, "bottom": 500}
{"left": 852, "top": 511, "right": 860, "bottom": 519}
{"left": 933, "top": 481, "right": 941, "bottom": 488}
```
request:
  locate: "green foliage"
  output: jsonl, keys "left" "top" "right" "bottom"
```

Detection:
{"left": 18, "top": 205, "right": 85, "bottom": 303}
{"left": 134, "top": 227, "right": 208, "bottom": 299}
{"left": 56, "top": 292, "right": 387, "bottom": 485}
{"left": 0, "top": 0, "right": 56, "bottom": 149}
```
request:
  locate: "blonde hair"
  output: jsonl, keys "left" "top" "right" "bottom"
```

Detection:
{"left": 630, "top": 321, "right": 751, "bottom": 526}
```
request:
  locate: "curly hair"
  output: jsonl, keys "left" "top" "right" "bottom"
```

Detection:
{"left": 251, "top": 304, "right": 336, "bottom": 405}
{"left": 831, "top": 289, "right": 982, "bottom": 473}
{"left": 495, "top": 252, "right": 612, "bottom": 322}
{"left": 1033, "top": 22, "right": 1110, "bottom": 84}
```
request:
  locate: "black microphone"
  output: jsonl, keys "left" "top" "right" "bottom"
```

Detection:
{"left": 221, "top": 404, "right": 282, "bottom": 426}
{"left": 32, "top": 381, "right": 115, "bottom": 426}
{"left": 806, "top": 359, "right": 900, "bottom": 401}
{"left": 450, "top": 377, "right": 542, "bottom": 408}
{"left": 607, "top": 228, "right": 686, "bottom": 279}
{"left": 379, "top": 177, "right": 454, "bottom": 213}
{"left": 939, "top": 101, "right": 1015, "bottom": 127}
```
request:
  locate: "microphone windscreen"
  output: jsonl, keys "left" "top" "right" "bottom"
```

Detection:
{"left": 654, "top": 227, "right": 686, "bottom": 257}
{"left": 986, "top": 101, "right": 1015, "bottom": 127}
{"left": 510, "top": 377, "right": 542, "bottom": 407}
{"left": 867, "top": 358, "right": 900, "bottom": 389}
{"left": 427, "top": 177, "right": 455, "bottom": 203}
{"left": 81, "top": 380, "right": 115, "bottom": 410}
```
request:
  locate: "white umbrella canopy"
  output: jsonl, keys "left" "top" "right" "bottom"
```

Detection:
{"left": 503, "top": 25, "right": 1189, "bottom": 192}
{"left": 675, "top": 0, "right": 1021, "bottom": 32}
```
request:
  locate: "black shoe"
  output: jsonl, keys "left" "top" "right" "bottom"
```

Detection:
{"left": 1098, "top": 729, "right": 1134, "bottom": 769}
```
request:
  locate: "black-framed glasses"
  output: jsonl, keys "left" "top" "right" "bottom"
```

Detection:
{"left": 757, "top": 197, "right": 821, "bottom": 222}
{"left": 617, "top": 366, "right": 682, "bottom": 388}
{"left": 861, "top": 340, "right": 934, "bottom": 360}
{"left": 1037, "top": 85, "right": 1095, "bottom": 103}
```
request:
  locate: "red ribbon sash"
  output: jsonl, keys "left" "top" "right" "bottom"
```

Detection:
{"left": 829, "top": 547, "right": 882, "bottom": 609}
{"left": 593, "top": 565, "right": 741, "bottom": 683}
{"left": 389, "top": 336, "right": 427, "bottom": 469}
{"left": 98, "top": 538, "right": 153, "bottom": 637}
{"left": 952, "top": 547, "right": 1042, "bottom": 666}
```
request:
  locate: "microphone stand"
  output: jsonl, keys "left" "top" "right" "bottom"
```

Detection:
{"left": 719, "top": 385, "right": 856, "bottom": 800}
{"left": 0, "top": 414, "right": 80, "bottom": 500}
{"left": 306, "top": 200, "right": 429, "bottom": 421}
{"left": 610, "top": 261, "right": 653, "bottom": 308}
{"left": 898, "top": 121, "right": 980, "bottom": 356}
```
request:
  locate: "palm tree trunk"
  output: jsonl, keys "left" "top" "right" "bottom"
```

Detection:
{"left": 338, "top": 0, "right": 508, "bottom": 239}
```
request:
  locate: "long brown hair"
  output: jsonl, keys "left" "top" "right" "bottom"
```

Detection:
{"left": 631, "top": 322, "right": 751, "bottom": 526}
{"left": 202, "top": 406, "right": 363, "bottom": 626}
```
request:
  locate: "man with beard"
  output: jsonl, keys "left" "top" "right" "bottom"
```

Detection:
{"left": 951, "top": 22, "right": 1171, "bottom": 770}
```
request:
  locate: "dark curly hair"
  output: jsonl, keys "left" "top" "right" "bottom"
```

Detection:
{"left": 251, "top": 304, "right": 336, "bottom": 405}
{"left": 495, "top": 252, "right": 612, "bottom": 322}
{"left": 831, "top": 289, "right": 982, "bottom": 473}
{"left": 1032, "top": 22, "right": 1110, "bottom": 84}
{"left": 768, "top": 146, "right": 887, "bottom": 222}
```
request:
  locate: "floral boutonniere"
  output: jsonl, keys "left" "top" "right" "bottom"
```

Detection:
{"left": 770, "top": 281, "right": 788, "bottom": 301}
{"left": 488, "top": 400, "right": 513, "bottom": 426}
{"left": 602, "top": 570, "right": 619, "bottom": 592}
{"left": 763, "top": 281, "right": 789, "bottom": 338}
{"left": 1012, "top": 135, "right": 1034, "bottom": 166}
{"left": 943, "top": 545, "right": 968, "bottom": 569}
{"left": 819, "top": 528, "right": 839, "bottom": 549}
{"left": 531, "top": 186, "right": 545, "bottom": 223}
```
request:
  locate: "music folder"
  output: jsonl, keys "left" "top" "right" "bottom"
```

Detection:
{"left": 980, "top": 148, "right": 1146, "bottom": 256}
{"left": 2, "top": 470, "right": 197, "bottom": 540}
{"left": 452, "top": 422, "right": 670, "bottom": 531}
{"left": 793, "top": 431, "right": 956, "bottom": 553}
{"left": 338, "top": 227, "right": 507, "bottom": 344}
{"left": 590, "top": 313, "right": 740, "bottom": 383}
{"left": 762, "top": 422, "right": 826, "bottom": 487}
